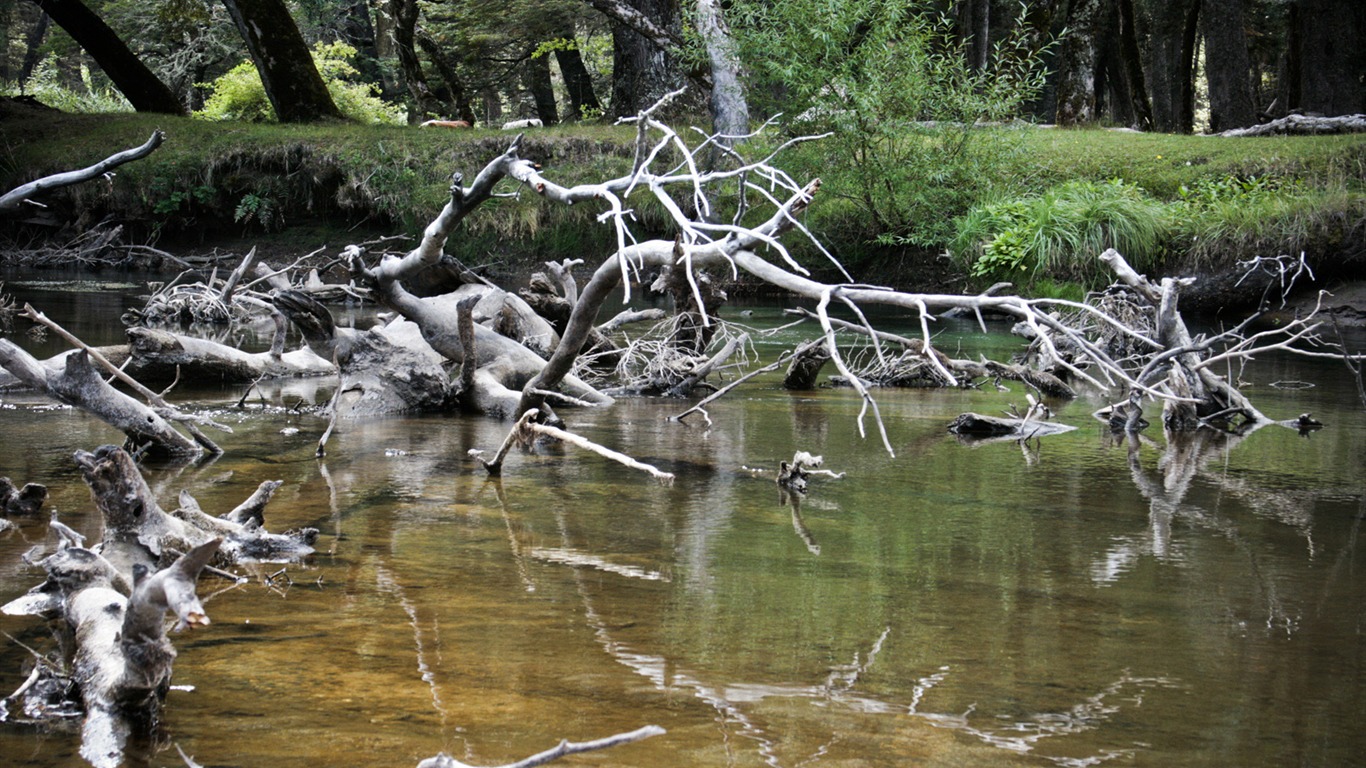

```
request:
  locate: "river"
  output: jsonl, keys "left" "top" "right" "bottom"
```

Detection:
{"left": 0, "top": 274, "right": 1363, "bottom": 767}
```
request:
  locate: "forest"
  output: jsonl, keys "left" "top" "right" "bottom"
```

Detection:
{"left": 0, "top": 2, "right": 1364, "bottom": 768}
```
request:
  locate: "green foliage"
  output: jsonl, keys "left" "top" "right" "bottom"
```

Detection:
{"left": 730, "top": 0, "right": 1052, "bottom": 247}
{"left": 953, "top": 179, "right": 1169, "bottom": 285}
{"left": 149, "top": 179, "right": 216, "bottom": 216}
{"left": 196, "top": 42, "right": 403, "bottom": 125}
{"left": 0, "top": 55, "right": 132, "bottom": 113}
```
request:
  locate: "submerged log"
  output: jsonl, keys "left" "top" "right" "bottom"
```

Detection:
{"left": 947, "top": 413, "right": 1078, "bottom": 439}
{"left": 126, "top": 327, "right": 335, "bottom": 382}
{"left": 1, "top": 476, "right": 47, "bottom": 516}
{"left": 0, "top": 342, "right": 202, "bottom": 457}
{"left": 74, "top": 444, "right": 315, "bottom": 569}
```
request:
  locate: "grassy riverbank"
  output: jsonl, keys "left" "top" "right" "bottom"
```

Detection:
{"left": 2, "top": 102, "right": 1363, "bottom": 298}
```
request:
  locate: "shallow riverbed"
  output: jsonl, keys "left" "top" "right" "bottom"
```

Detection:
{"left": 1, "top": 275, "right": 1363, "bottom": 768}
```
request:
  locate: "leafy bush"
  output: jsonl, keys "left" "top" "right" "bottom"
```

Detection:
{"left": 197, "top": 41, "right": 403, "bottom": 124}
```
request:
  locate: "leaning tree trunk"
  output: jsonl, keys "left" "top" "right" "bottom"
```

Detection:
{"left": 389, "top": 0, "right": 445, "bottom": 123}
{"left": 220, "top": 0, "right": 345, "bottom": 122}
{"left": 417, "top": 31, "right": 477, "bottom": 124}
{"left": 27, "top": 0, "right": 185, "bottom": 114}
{"left": 554, "top": 39, "right": 603, "bottom": 121}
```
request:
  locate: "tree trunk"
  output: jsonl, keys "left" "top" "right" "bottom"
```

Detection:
{"left": 526, "top": 51, "right": 560, "bottom": 126}
{"left": 27, "top": 0, "right": 185, "bottom": 114}
{"left": 388, "top": 0, "right": 444, "bottom": 123}
{"left": 220, "top": 0, "right": 344, "bottom": 123}
{"left": 606, "top": 0, "right": 685, "bottom": 117}
{"left": 1289, "top": 0, "right": 1365, "bottom": 116}
{"left": 1116, "top": 0, "right": 1154, "bottom": 130}
{"left": 1054, "top": 0, "right": 1104, "bottom": 125}
{"left": 17, "top": 7, "right": 50, "bottom": 87}
{"left": 1143, "top": 0, "right": 1200, "bottom": 132}
{"left": 416, "top": 31, "right": 477, "bottom": 124}
{"left": 695, "top": 0, "right": 749, "bottom": 140}
{"left": 1201, "top": 0, "right": 1257, "bottom": 131}
{"left": 554, "top": 42, "right": 602, "bottom": 121}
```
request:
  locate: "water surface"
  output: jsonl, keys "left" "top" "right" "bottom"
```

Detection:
{"left": 1, "top": 277, "right": 1363, "bottom": 767}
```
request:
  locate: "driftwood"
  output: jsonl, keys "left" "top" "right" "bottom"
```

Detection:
{"left": 70, "top": 444, "right": 315, "bottom": 570}
{"left": 1218, "top": 113, "right": 1366, "bottom": 137}
{"left": 472, "top": 408, "right": 674, "bottom": 484}
{"left": 0, "top": 130, "right": 165, "bottom": 215}
{"left": 417, "top": 725, "right": 665, "bottom": 768}
{"left": 2, "top": 536, "right": 221, "bottom": 768}
{"left": 1, "top": 476, "right": 47, "bottom": 516}
{"left": 0, "top": 342, "right": 203, "bottom": 457}
{"left": 948, "top": 412, "right": 1078, "bottom": 439}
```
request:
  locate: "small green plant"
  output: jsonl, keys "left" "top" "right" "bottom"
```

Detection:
{"left": 197, "top": 41, "right": 404, "bottom": 124}
{"left": 150, "top": 180, "right": 216, "bottom": 216}
{"left": 234, "top": 192, "right": 280, "bottom": 230}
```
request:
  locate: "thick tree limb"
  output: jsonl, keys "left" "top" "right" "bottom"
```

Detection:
{"left": 0, "top": 131, "right": 165, "bottom": 214}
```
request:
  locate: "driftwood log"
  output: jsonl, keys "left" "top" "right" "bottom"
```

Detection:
{"left": 3, "top": 537, "right": 221, "bottom": 768}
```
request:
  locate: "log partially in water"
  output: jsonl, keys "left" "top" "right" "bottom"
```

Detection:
{"left": 947, "top": 412, "right": 1078, "bottom": 439}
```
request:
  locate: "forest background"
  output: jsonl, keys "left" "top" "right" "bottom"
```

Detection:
{"left": 0, "top": 0, "right": 1362, "bottom": 305}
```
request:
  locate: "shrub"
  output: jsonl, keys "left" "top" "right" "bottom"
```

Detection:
{"left": 952, "top": 179, "right": 1169, "bottom": 286}
{"left": 197, "top": 41, "right": 403, "bottom": 125}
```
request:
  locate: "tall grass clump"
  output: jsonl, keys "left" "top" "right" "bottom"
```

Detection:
{"left": 952, "top": 179, "right": 1168, "bottom": 286}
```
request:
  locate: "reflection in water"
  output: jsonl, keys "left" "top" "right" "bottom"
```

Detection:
{"left": 1, "top": 286, "right": 1365, "bottom": 767}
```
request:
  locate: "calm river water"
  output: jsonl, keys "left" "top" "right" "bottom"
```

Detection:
{"left": 0, "top": 275, "right": 1363, "bottom": 768}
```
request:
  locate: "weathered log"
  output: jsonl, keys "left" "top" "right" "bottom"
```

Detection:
{"left": 75, "top": 444, "right": 315, "bottom": 569}
{"left": 0, "top": 130, "right": 164, "bottom": 215}
{"left": 273, "top": 290, "right": 455, "bottom": 419}
{"left": 0, "top": 342, "right": 202, "bottom": 457}
{"left": 2, "top": 535, "right": 221, "bottom": 768}
{"left": 783, "top": 342, "right": 831, "bottom": 389}
{"left": 127, "top": 327, "right": 335, "bottom": 382}
{"left": 947, "top": 413, "right": 1078, "bottom": 439}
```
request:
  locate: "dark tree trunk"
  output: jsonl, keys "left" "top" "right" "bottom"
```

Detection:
{"left": 338, "top": 0, "right": 385, "bottom": 89}
{"left": 17, "top": 8, "right": 50, "bottom": 86}
{"left": 526, "top": 51, "right": 560, "bottom": 125}
{"left": 1201, "top": 0, "right": 1257, "bottom": 131}
{"left": 554, "top": 43, "right": 602, "bottom": 121}
{"left": 388, "top": 0, "right": 444, "bottom": 123}
{"left": 416, "top": 31, "right": 477, "bottom": 124}
{"left": 220, "top": 0, "right": 344, "bottom": 123}
{"left": 1143, "top": 0, "right": 1200, "bottom": 132}
{"left": 28, "top": 0, "right": 186, "bottom": 114}
{"left": 1289, "top": 0, "right": 1365, "bottom": 116}
{"left": 1116, "top": 0, "right": 1154, "bottom": 129}
{"left": 608, "top": 0, "right": 685, "bottom": 117}
{"left": 955, "top": 0, "right": 990, "bottom": 71}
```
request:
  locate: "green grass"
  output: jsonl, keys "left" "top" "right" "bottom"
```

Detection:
{"left": 1, "top": 110, "right": 1362, "bottom": 289}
